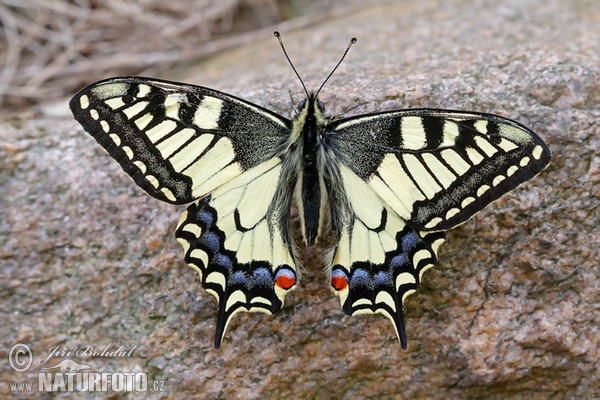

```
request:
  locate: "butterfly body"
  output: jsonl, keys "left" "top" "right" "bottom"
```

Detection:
{"left": 71, "top": 41, "right": 550, "bottom": 349}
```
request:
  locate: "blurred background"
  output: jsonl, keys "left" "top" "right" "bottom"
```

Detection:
{"left": 0, "top": 0, "right": 377, "bottom": 114}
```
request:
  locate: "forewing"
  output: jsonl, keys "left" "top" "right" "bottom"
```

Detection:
{"left": 329, "top": 165, "right": 445, "bottom": 349}
{"left": 175, "top": 158, "right": 297, "bottom": 348}
{"left": 70, "top": 76, "right": 291, "bottom": 204}
{"left": 329, "top": 109, "right": 551, "bottom": 231}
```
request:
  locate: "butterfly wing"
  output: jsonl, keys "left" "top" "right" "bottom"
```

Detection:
{"left": 327, "top": 109, "right": 551, "bottom": 347}
{"left": 70, "top": 77, "right": 298, "bottom": 348}
{"left": 330, "top": 109, "right": 551, "bottom": 231}
{"left": 69, "top": 76, "right": 291, "bottom": 204}
{"left": 176, "top": 158, "right": 297, "bottom": 348}
{"left": 328, "top": 164, "right": 446, "bottom": 349}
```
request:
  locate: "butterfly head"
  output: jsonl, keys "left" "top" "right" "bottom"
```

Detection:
{"left": 297, "top": 95, "right": 325, "bottom": 117}
{"left": 297, "top": 97, "right": 324, "bottom": 113}
{"left": 295, "top": 93, "right": 328, "bottom": 134}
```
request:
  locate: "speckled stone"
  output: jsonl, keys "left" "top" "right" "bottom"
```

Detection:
{"left": 2, "top": 0, "right": 598, "bottom": 398}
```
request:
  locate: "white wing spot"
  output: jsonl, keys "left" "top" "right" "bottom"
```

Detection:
{"left": 137, "top": 84, "right": 152, "bottom": 98}
{"left": 147, "top": 119, "right": 179, "bottom": 144}
{"left": 441, "top": 120, "right": 460, "bottom": 146}
{"left": 396, "top": 272, "right": 416, "bottom": 288}
{"left": 520, "top": 156, "right": 531, "bottom": 167}
{"left": 189, "top": 248, "right": 208, "bottom": 268}
{"left": 154, "top": 121, "right": 187, "bottom": 158}
{"left": 461, "top": 196, "right": 475, "bottom": 208}
{"left": 493, "top": 175, "right": 506, "bottom": 186}
{"left": 474, "top": 136, "right": 498, "bottom": 157}
{"left": 122, "top": 146, "right": 134, "bottom": 160}
{"left": 429, "top": 237, "right": 445, "bottom": 257}
{"left": 181, "top": 223, "right": 202, "bottom": 237}
{"left": 401, "top": 288, "right": 416, "bottom": 304}
{"left": 532, "top": 145, "right": 544, "bottom": 160}
{"left": 92, "top": 82, "right": 128, "bottom": 100}
{"left": 206, "top": 271, "right": 226, "bottom": 290}
{"left": 251, "top": 296, "right": 271, "bottom": 305}
{"left": 226, "top": 290, "right": 247, "bottom": 312}
{"left": 90, "top": 109, "right": 99, "bottom": 120}
{"left": 403, "top": 154, "right": 442, "bottom": 199}
{"left": 105, "top": 97, "right": 126, "bottom": 110}
{"left": 79, "top": 95, "right": 90, "bottom": 109}
{"left": 498, "top": 138, "right": 519, "bottom": 152}
{"left": 445, "top": 207, "right": 460, "bottom": 220}
{"left": 465, "top": 147, "right": 484, "bottom": 165}
{"left": 100, "top": 120, "right": 110, "bottom": 133}
{"left": 421, "top": 153, "right": 457, "bottom": 189}
{"left": 474, "top": 120, "right": 488, "bottom": 133}
{"left": 109, "top": 133, "right": 121, "bottom": 146}
{"left": 146, "top": 174, "right": 159, "bottom": 188}
{"left": 164, "top": 93, "right": 186, "bottom": 119}
{"left": 135, "top": 113, "right": 154, "bottom": 130}
{"left": 418, "top": 264, "right": 434, "bottom": 282}
{"left": 440, "top": 149, "right": 470, "bottom": 175}
{"left": 161, "top": 187, "right": 176, "bottom": 202}
{"left": 352, "top": 298, "right": 372, "bottom": 308}
{"left": 477, "top": 184, "right": 490, "bottom": 197}
{"left": 507, "top": 165, "right": 519, "bottom": 177}
{"left": 424, "top": 217, "right": 443, "bottom": 230}
{"left": 375, "top": 291, "right": 396, "bottom": 312}
{"left": 133, "top": 160, "right": 146, "bottom": 173}
{"left": 401, "top": 116, "right": 426, "bottom": 150}
{"left": 123, "top": 101, "right": 148, "bottom": 119}
{"left": 413, "top": 249, "right": 431, "bottom": 268}
{"left": 194, "top": 97, "right": 224, "bottom": 130}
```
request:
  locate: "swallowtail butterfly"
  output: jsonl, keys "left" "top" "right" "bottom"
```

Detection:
{"left": 70, "top": 32, "right": 551, "bottom": 349}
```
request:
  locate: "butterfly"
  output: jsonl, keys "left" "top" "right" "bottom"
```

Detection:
{"left": 70, "top": 32, "right": 551, "bottom": 349}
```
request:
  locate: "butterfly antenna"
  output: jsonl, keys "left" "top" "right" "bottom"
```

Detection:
{"left": 274, "top": 31, "right": 309, "bottom": 98}
{"left": 315, "top": 36, "right": 357, "bottom": 98}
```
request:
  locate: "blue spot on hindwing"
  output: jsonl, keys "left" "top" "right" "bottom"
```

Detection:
{"left": 253, "top": 267, "right": 273, "bottom": 287}
{"left": 201, "top": 231, "right": 221, "bottom": 253}
{"left": 350, "top": 268, "right": 370, "bottom": 288}
{"left": 401, "top": 231, "right": 420, "bottom": 252}
{"left": 390, "top": 254, "right": 408, "bottom": 269}
{"left": 198, "top": 209, "right": 214, "bottom": 227}
{"left": 374, "top": 271, "right": 391, "bottom": 286}
{"left": 212, "top": 253, "right": 232, "bottom": 269}
{"left": 230, "top": 270, "right": 249, "bottom": 286}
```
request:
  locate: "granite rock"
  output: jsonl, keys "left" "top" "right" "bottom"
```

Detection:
{"left": 2, "top": 0, "right": 598, "bottom": 398}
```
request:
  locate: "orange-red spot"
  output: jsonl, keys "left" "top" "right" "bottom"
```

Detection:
{"left": 275, "top": 273, "right": 295, "bottom": 290}
{"left": 331, "top": 274, "right": 348, "bottom": 291}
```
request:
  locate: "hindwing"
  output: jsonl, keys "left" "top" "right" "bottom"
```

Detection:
{"left": 175, "top": 158, "right": 298, "bottom": 348}
{"left": 69, "top": 77, "right": 290, "bottom": 204}
{"left": 329, "top": 165, "right": 445, "bottom": 349}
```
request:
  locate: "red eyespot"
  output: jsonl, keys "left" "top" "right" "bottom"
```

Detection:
{"left": 331, "top": 272, "right": 348, "bottom": 291}
{"left": 275, "top": 270, "right": 296, "bottom": 290}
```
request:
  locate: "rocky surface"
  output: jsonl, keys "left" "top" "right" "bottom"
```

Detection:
{"left": 2, "top": 0, "right": 598, "bottom": 398}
